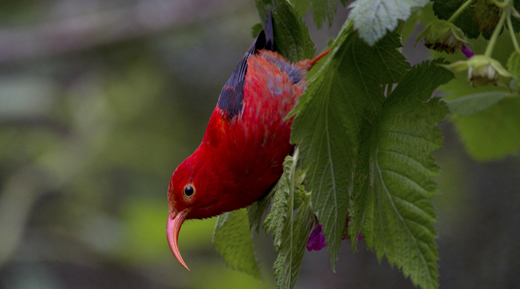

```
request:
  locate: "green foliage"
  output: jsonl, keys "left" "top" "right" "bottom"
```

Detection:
{"left": 446, "top": 91, "right": 509, "bottom": 116}
{"left": 247, "top": 189, "right": 274, "bottom": 233}
{"left": 255, "top": 0, "right": 315, "bottom": 62}
{"left": 507, "top": 51, "right": 520, "bottom": 87}
{"left": 251, "top": 23, "right": 264, "bottom": 38}
{"left": 289, "top": 0, "right": 312, "bottom": 17}
{"left": 213, "top": 209, "right": 260, "bottom": 278}
{"left": 290, "top": 0, "right": 346, "bottom": 28}
{"left": 229, "top": 153, "right": 312, "bottom": 289}
{"left": 433, "top": 0, "right": 482, "bottom": 39}
{"left": 309, "top": 0, "right": 340, "bottom": 28}
{"left": 351, "top": 61, "right": 452, "bottom": 289}
{"left": 290, "top": 24, "right": 410, "bottom": 269}
{"left": 433, "top": 0, "right": 520, "bottom": 39}
{"left": 262, "top": 153, "right": 313, "bottom": 289}
{"left": 273, "top": 195, "right": 312, "bottom": 289}
{"left": 263, "top": 156, "right": 294, "bottom": 248}
{"left": 428, "top": 0, "right": 520, "bottom": 160}
{"left": 454, "top": 97, "right": 520, "bottom": 161}
{"left": 247, "top": 159, "right": 308, "bottom": 235}
{"left": 217, "top": 1, "right": 518, "bottom": 289}
{"left": 291, "top": 22, "right": 358, "bottom": 269}
{"left": 349, "top": 0, "right": 430, "bottom": 45}
{"left": 433, "top": 13, "right": 520, "bottom": 160}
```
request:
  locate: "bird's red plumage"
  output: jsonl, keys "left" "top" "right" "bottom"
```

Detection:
{"left": 168, "top": 50, "right": 305, "bottom": 220}
{"left": 166, "top": 30, "right": 329, "bottom": 269}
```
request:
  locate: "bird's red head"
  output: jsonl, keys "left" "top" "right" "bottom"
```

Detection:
{"left": 166, "top": 151, "right": 221, "bottom": 271}
{"left": 166, "top": 158, "right": 194, "bottom": 271}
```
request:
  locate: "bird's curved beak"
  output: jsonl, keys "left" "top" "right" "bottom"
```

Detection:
{"left": 166, "top": 209, "right": 190, "bottom": 271}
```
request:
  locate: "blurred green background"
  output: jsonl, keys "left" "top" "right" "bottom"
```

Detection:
{"left": 0, "top": 1, "right": 519, "bottom": 288}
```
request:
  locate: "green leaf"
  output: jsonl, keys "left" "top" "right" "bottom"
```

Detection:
{"left": 263, "top": 150, "right": 312, "bottom": 289}
{"left": 291, "top": 22, "right": 409, "bottom": 269}
{"left": 213, "top": 209, "right": 260, "bottom": 278}
{"left": 432, "top": 0, "right": 483, "bottom": 39}
{"left": 251, "top": 23, "right": 264, "bottom": 38}
{"left": 273, "top": 195, "right": 313, "bottom": 289}
{"left": 264, "top": 155, "right": 294, "bottom": 248}
{"left": 513, "top": 1, "right": 520, "bottom": 32}
{"left": 350, "top": 61, "right": 453, "bottom": 289}
{"left": 453, "top": 97, "right": 520, "bottom": 161}
{"left": 446, "top": 91, "right": 509, "bottom": 116}
{"left": 401, "top": 5, "right": 438, "bottom": 42}
{"left": 289, "top": 0, "right": 311, "bottom": 17}
{"left": 255, "top": 0, "right": 315, "bottom": 62}
{"left": 349, "top": 0, "right": 429, "bottom": 46}
{"left": 433, "top": 32, "right": 513, "bottom": 98}
{"left": 507, "top": 51, "right": 520, "bottom": 88}
{"left": 368, "top": 32, "right": 411, "bottom": 84}
{"left": 247, "top": 189, "right": 274, "bottom": 233}
{"left": 433, "top": 32, "right": 518, "bottom": 160}
{"left": 309, "top": 0, "right": 339, "bottom": 28}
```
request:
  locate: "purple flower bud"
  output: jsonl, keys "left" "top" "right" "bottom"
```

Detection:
{"left": 461, "top": 44, "right": 474, "bottom": 58}
{"left": 307, "top": 218, "right": 362, "bottom": 251}
{"left": 307, "top": 224, "right": 326, "bottom": 251}
{"left": 342, "top": 218, "right": 362, "bottom": 240}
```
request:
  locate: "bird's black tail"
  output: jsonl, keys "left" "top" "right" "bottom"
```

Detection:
{"left": 249, "top": 9, "right": 274, "bottom": 53}
{"left": 263, "top": 9, "right": 274, "bottom": 51}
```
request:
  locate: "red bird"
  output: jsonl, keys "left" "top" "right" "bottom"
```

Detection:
{"left": 167, "top": 13, "right": 328, "bottom": 270}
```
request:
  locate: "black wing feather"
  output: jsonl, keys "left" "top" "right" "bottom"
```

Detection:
{"left": 217, "top": 11, "right": 274, "bottom": 119}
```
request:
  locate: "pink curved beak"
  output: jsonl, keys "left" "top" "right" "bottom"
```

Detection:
{"left": 166, "top": 209, "right": 190, "bottom": 271}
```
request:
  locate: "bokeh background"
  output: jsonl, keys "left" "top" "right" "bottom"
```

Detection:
{"left": 0, "top": 1, "right": 519, "bottom": 288}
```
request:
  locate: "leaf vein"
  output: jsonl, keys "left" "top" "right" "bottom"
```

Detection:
{"left": 380, "top": 169, "right": 429, "bottom": 196}
{"left": 379, "top": 149, "right": 433, "bottom": 173}
{"left": 376, "top": 148, "right": 435, "bottom": 284}
{"left": 387, "top": 130, "right": 438, "bottom": 146}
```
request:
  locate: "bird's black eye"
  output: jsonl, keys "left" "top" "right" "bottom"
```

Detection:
{"left": 183, "top": 184, "right": 195, "bottom": 198}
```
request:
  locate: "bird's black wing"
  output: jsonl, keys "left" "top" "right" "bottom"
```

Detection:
{"left": 217, "top": 12, "right": 274, "bottom": 119}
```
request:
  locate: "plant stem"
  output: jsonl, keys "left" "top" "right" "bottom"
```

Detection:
{"left": 485, "top": 0, "right": 512, "bottom": 57}
{"left": 492, "top": 0, "right": 507, "bottom": 8}
{"left": 448, "top": 0, "right": 474, "bottom": 23}
{"left": 507, "top": 13, "right": 520, "bottom": 52}
{"left": 289, "top": 146, "right": 300, "bottom": 225}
